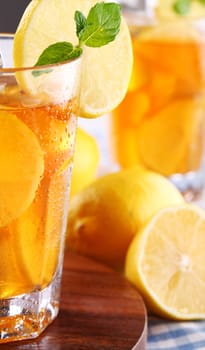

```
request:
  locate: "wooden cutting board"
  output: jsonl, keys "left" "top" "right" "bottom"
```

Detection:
{"left": 2, "top": 251, "right": 147, "bottom": 350}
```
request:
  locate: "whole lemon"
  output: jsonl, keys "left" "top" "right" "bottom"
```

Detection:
{"left": 67, "top": 166, "right": 184, "bottom": 269}
{"left": 70, "top": 127, "right": 100, "bottom": 196}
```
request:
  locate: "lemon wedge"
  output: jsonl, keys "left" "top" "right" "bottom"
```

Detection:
{"left": 13, "top": 0, "right": 133, "bottom": 117}
{"left": 125, "top": 204, "right": 205, "bottom": 320}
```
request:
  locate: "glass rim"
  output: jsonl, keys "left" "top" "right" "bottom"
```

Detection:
{"left": 121, "top": 8, "right": 205, "bottom": 23}
{"left": 154, "top": 15, "right": 205, "bottom": 21}
{"left": 0, "top": 33, "right": 81, "bottom": 73}
{"left": 123, "top": 12, "right": 205, "bottom": 30}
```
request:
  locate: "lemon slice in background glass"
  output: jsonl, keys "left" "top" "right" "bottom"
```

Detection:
{"left": 13, "top": 0, "right": 133, "bottom": 118}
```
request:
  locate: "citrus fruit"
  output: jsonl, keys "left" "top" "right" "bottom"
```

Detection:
{"left": 0, "top": 111, "right": 44, "bottom": 227}
{"left": 66, "top": 166, "right": 184, "bottom": 269}
{"left": 0, "top": 227, "right": 33, "bottom": 298}
{"left": 13, "top": 0, "right": 133, "bottom": 117}
{"left": 135, "top": 99, "right": 203, "bottom": 176}
{"left": 125, "top": 204, "right": 205, "bottom": 320}
{"left": 10, "top": 168, "right": 69, "bottom": 287}
{"left": 70, "top": 127, "right": 100, "bottom": 196}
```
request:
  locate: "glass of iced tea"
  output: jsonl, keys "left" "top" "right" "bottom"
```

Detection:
{"left": 0, "top": 34, "right": 81, "bottom": 342}
{"left": 111, "top": 8, "right": 205, "bottom": 200}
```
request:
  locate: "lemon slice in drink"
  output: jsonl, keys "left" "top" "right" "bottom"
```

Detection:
{"left": 125, "top": 204, "right": 205, "bottom": 320}
{"left": 13, "top": 0, "right": 133, "bottom": 118}
{"left": 0, "top": 111, "right": 44, "bottom": 227}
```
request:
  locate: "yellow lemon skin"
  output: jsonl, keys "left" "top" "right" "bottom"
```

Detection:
{"left": 70, "top": 127, "right": 100, "bottom": 196}
{"left": 66, "top": 166, "right": 184, "bottom": 270}
{"left": 125, "top": 204, "right": 205, "bottom": 320}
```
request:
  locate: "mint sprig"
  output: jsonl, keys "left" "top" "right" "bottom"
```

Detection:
{"left": 77, "top": 2, "right": 121, "bottom": 47}
{"left": 173, "top": 0, "right": 191, "bottom": 15}
{"left": 33, "top": 2, "right": 121, "bottom": 72}
{"left": 173, "top": 0, "right": 205, "bottom": 15}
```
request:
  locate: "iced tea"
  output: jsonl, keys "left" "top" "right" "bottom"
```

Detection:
{"left": 112, "top": 20, "right": 205, "bottom": 197}
{"left": 0, "top": 36, "right": 81, "bottom": 342}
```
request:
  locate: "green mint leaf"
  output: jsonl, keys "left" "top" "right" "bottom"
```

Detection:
{"left": 32, "top": 42, "right": 82, "bottom": 77}
{"left": 34, "top": 42, "right": 82, "bottom": 66}
{"left": 32, "top": 68, "right": 53, "bottom": 77}
{"left": 78, "top": 2, "right": 121, "bottom": 47}
{"left": 75, "top": 10, "right": 87, "bottom": 38}
{"left": 173, "top": 0, "right": 191, "bottom": 15}
{"left": 33, "top": 2, "right": 122, "bottom": 73}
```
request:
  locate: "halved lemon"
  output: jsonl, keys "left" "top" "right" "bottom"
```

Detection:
{"left": 67, "top": 166, "right": 184, "bottom": 269}
{"left": 13, "top": 0, "right": 133, "bottom": 117}
{"left": 125, "top": 204, "right": 205, "bottom": 320}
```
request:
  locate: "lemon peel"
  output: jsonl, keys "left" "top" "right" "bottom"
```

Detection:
{"left": 67, "top": 166, "right": 184, "bottom": 269}
{"left": 70, "top": 127, "right": 100, "bottom": 196}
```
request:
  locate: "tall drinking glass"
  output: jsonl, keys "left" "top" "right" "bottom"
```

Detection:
{"left": 0, "top": 34, "right": 81, "bottom": 343}
{"left": 111, "top": 7, "right": 205, "bottom": 201}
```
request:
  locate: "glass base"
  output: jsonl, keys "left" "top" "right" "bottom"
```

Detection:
{"left": 169, "top": 171, "right": 204, "bottom": 202}
{"left": 0, "top": 272, "right": 61, "bottom": 343}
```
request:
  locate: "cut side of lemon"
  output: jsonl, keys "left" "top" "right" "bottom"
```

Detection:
{"left": 79, "top": 17, "right": 133, "bottom": 117}
{"left": 67, "top": 166, "right": 184, "bottom": 269}
{"left": 13, "top": 0, "right": 133, "bottom": 118}
{"left": 0, "top": 111, "right": 44, "bottom": 227}
{"left": 125, "top": 204, "right": 205, "bottom": 320}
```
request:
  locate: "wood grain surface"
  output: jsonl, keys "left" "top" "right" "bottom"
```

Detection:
{"left": 2, "top": 251, "right": 147, "bottom": 350}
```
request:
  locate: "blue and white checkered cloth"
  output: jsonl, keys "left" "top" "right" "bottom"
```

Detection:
{"left": 148, "top": 316, "right": 205, "bottom": 349}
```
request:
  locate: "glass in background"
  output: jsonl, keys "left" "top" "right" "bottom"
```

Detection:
{"left": 111, "top": 1, "right": 205, "bottom": 201}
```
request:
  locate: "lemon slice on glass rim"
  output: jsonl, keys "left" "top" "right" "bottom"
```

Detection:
{"left": 13, "top": 0, "right": 133, "bottom": 118}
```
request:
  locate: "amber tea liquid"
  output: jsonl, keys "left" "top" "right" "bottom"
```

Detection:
{"left": 112, "top": 22, "right": 205, "bottom": 199}
{"left": 0, "top": 50, "right": 80, "bottom": 342}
